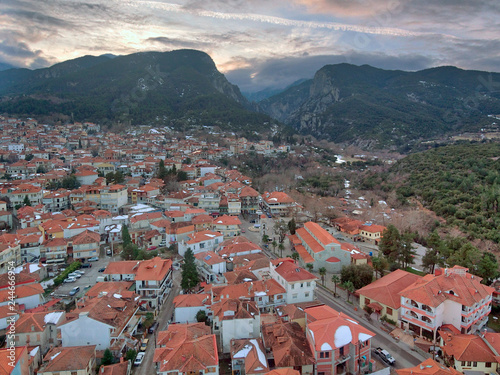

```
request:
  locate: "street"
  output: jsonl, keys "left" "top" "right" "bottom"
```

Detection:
{"left": 134, "top": 267, "right": 181, "bottom": 375}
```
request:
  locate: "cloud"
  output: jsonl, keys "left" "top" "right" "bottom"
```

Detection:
{"left": 225, "top": 52, "right": 436, "bottom": 92}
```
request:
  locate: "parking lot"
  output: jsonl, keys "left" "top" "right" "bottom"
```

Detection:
{"left": 54, "top": 253, "right": 118, "bottom": 298}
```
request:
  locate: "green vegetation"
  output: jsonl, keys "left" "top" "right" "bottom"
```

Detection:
{"left": 181, "top": 248, "right": 199, "bottom": 291}
{"left": 390, "top": 143, "right": 500, "bottom": 243}
{"left": 53, "top": 261, "right": 82, "bottom": 286}
{"left": 340, "top": 264, "right": 374, "bottom": 289}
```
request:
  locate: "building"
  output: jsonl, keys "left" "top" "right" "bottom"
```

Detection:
{"left": 11, "top": 311, "right": 65, "bottom": 355}
{"left": 178, "top": 230, "right": 224, "bottom": 257}
{"left": 153, "top": 323, "right": 219, "bottom": 375}
{"left": 194, "top": 251, "right": 226, "bottom": 284}
{"left": 293, "top": 222, "right": 349, "bottom": 272}
{"left": 305, "top": 305, "right": 374, "bottom": 375}
{"left": 358, "top": 224, "right": 386, "bottom": 244}
{"left": 269, "top": 258, "right": 317, "bottom": 304}
{"left": 38, "top": 345, "right": 96, "bottom": 375}
{"left": 134, "top": 257, "right": 173, "bottom": 310}
{"left": 211, "top": 299, "right": 261, "bottom": 353}
{"left": 173, "top": 293, "right": 211, "bottom": 323}
{"left": 396, "top": 358, "right": 461, "bottom": 375}
{"left": 212, "top": 215, "right": 241, "bottom": 238}
{"left": 70, "top": 230, "right": 100, "bottom": 261}
{"left": 357, "top": 269, "right": 422, "bottom": 323}
{"left": 440, "top": 331, "right": 500, "bottom": 373}
{"left": 399, "top": 266, "right": 494, "bottom": 340}
{"left": 231, "top": 338, "right": 269, "bottom": 375}
{"left": 0, "top": 346, "right": 30, "bottom": 375}
{"left": 262, "top": 191, "right": 298, "bottom": 216}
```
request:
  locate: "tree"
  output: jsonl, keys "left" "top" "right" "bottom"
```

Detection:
{"left": 125, "top": 349, "right": 137, "bottom": 362}
{"left": 371, "top": 256, "right": 388, "bottom": 279}
{"left": 23, "top": 195, "right": 31, "bottom": 207}
{"left": 306, "top": 263, "right": 314, "bottom": 272}
{"left": 262, "top": 234, "right": 269, "bottom": 244}
{"left": 379, "top": 225, "right": 401, "bottom": 264}
{"left": 274, "top": 221, "right": 288, "bottom": 243}
{"left": 340, "top": 264, "right": 374, "bottom": 289}
{"left": 291, "top": 252, "right": 299, "bottom": 261}
{"left": 102, "top": 348, "right": 114, "bottom": 366}
{"left": 331, "top": 275, "right": 340, "bottom": 296}
{"left": 271, "top": 240, "right": 277, "bottom": 254}
{"left": 343, "top": 281, "right": 355, "bottom": 302}
{"left": 25, "top": 154, "right": 34, "bottom": 161}
{"left": 278, "top": 242, "right": 285, "bottom": 257}
{"left": 181, "top": 248, "right": 199, "bottom": 291}
{"left": 447, "top": 242, "right": 481, "bottom": 270}
{"left": 287, "top": 218, "right": 297, "bottom": 235}
{"left": 157, "top": 159, "right": 167, "bottom": 180}
{"left": 143, "top": 312, "right": 154, "bottom": 330}
{"left": 122, "top": 225, "right": 131, "bottom": 248}
{"left": 319, "top": 267, "right": 327, "bottom": 286}
{"left": 121, "top": 243, "right": 139, "bottom": 260}
{"left": 196, "top": 310, "right": 207, "bottom": 323}
{"left": 398, "top": 231, "right": 416, "bottom": 269}
{"left": 476, "top": 252, "right": 499, "bottom": 284}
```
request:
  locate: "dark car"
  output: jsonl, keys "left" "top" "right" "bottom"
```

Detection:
{"left": 81, "top": 263, "right": 92, "bottom": 268}
{"left": 148, "top": 322, "right": 159, "bottom": 334}
{"left": 69, "top": 286, "right": 80, "bottom": 296}
{"left": 98, "top": 267, "right": 106, "bottom": 272}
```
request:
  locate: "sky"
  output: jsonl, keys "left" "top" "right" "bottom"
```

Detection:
{"left": 1, "top": 0, "right": 500, "bottom": 92}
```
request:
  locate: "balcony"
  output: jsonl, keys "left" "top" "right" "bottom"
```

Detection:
{"left": 337, "top": 354, "right": 351, "bottom": 364}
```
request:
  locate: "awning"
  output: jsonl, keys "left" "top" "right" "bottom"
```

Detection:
{"left": 326, "top": 257, "right": 341, "bottom": 263}
{"left": 367, "top": 302, "right": 383, "bottom": 312}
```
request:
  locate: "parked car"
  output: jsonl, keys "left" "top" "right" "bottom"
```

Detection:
{"left": 147, "top": 246, "right": 157, "bottom": 251}
{"left": 148, "top": 322, "right": 159, "bottom": 334}
{"left": 68, "top": 272, "right": 81, "bottom": 278}
{"left": 74, "top": 270, "right": 85, "bottom": 275}
{"left": 81, "top": 263, "right": 92, "bottom": 268}
{"left": 88, "top": 256, "right": 99, "bottom": 262}
{"left": 374, "top": 347, "right": 395, "bottom": 365}
{"left": 134, "top": 352, "right": 145, "bottom": 366}
{"left": 140, "top": 338, "right": 149, "bottom": 352}
{"left": 98, "top": 267, "right": 106, "bottom": 272}
{"left": 69, "top": 286, "right": 80, "bottom": 296}
{"left": 64, "top": 277, "right": 77, "bottom": 283}
{"left": 106, "top": 248, "right": 112, "bottom": 255}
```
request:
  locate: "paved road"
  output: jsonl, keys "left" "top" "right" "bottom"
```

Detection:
{"left": 134, "top": 268, "right": 181, "bottom": 375}
{"left": 315, "top": 287, "right": 426, "bottom": 370}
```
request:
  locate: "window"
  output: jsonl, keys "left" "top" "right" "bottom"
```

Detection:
{"left": 292, "top": 294, "right": 298, "bottom": 299}
{"left": 307, "top": 282, "right": 311, "bottom": 287}
{"left": 461, "top": 362, "right": 466, "bottom": 366}
{"left": 320, "top": 352, "right": 330, "bottom": 358}
{"left": 291, "top": 284, "right": 295, "bottom": 289}
{"left": 365, "top": 298, "right": 371, "bottom": 305}
{"left": 473, "top": 362, "right": 477, "bottom": 367}
{"left": 467, "top": 362, "right": 472, "bottom": 367}
{"left": 305, "top": 292, "right": 310, "bottom": 298}
{"left": 300, "top": 283, "right": 304, "bottom": 288}
{"left": 486, "top": 362, "right": 492, "bottom": 368}
{"left": 386, "top": 307, "right": 393, "bottom": 315}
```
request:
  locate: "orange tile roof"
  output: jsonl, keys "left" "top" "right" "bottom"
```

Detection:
{"left": 360, "top": 224, "right": 386, "bottom": 233}
{"left": 272, "top": 258, "right": 317, "bottom": 282}
{"left": 357, "top": 269, "right": 422, "bottom": 309}
{"left": 305, "top": 305, "right": 375, "bottom": 350}
{"left": 263, "top": 191, "right": 294, "bottom": 204}
{"left": 187, "top": 230, "right": 223, "bottom": 244}
{"left": 195, "top": 251, "right": 225, "bottom": 266}
{"left": 213, "top": 215, "right": 242, "bottom": 226}
{"left": 85, "top": 281, "right": 134, "bottom": 299}
{"left": 0, "top": 346, "right": 27, "bottom": 374}
{"left": 135, "top": 257, "right": 172, "bottom": 281}
{"left": 440, "top": 332, "right": 499, "bottom": 362}
{"left": 296, "top": 228, "right": 323, "bottom": 254}
{"left": 0, "top": 283, "right": 44, "bottom": 302}
{"left": 266, "top": 369, "right": 301, "bottom": 375}
{"left": 399, "top": 266, "right": 494, "bottom": 308}
{"left": 396, "top": 358, "right": 461, "bottom": 375}
{"left": 294, "top": 244, "right": 315, "bottom": 264}
{"left": 71, "top": 229, "right": 100, "bottom": 245}
{"left": 173, "top": 293, "right": 210, "bottom": 308}
{"left": 231, "top": 338, "right": 269, "bottom": 374}
{"left": 42, "top": 345, "right": 96, "bottom": 372}
{"left": 304, "top": 222, "right": 339, "bottom": 246}
{"left": 100, "top": 361, "right": 129, "bottom": 375}
{"left": 104, "top": 261, "right": 141, "bottom": 275}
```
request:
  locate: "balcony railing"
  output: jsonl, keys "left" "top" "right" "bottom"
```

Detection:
{"left": 337, "top": 354, "right": 351, "bottom": 364}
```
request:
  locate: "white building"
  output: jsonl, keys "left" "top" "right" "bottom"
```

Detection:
{"left": 178, "top": 230, "right": 224, "bottom": 257}
{"left": 270, "top": 258, "right": 317, "bottom": 304}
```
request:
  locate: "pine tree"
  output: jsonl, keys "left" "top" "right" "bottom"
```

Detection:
{"left": 181, "top": 248, "right": 199, "bottom": 291}
{"left": 102, "top": 348, "right": 114, "bottom": 366}
{"left": 23, "top": 195, "right": 31, "bottom": 206}
{"left": 287, "top": 218, "right": 296, "bottom": 235}
{"left": 122, "top": 225, "right": 131, "bottom": 247}
{"left": 378, "top": 225, "right": 401, "bottom": 265}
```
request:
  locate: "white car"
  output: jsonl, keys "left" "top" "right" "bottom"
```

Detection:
{"left": 64, "top": 277, "right": 77, "bottom": 283}
{"left": 68, "top": 272, "right": 81, "bottom": 278}
{"left": 74, "top": 270, "right": 85, "bottom": 275}
{"left": 134, "top": 352, "right": 145, "bottom": 366}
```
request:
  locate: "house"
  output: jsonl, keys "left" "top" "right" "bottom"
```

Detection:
{"left": 356, "top": 269, "right": 422, "bottom": 323}
{"left": 211, "top": 299, "right": 261, "bottom": 353}
{"left": 38, "top": 345, "right": 96, "bottom": 375}
{"left": 396, "top": 358, "right": 461, "bottom": 375}
{"left": 269, "top": 258, "right": 317, "bottom": 304}
{"left": 98, "top": 184, "right": 128, "bottom": 213}
{"left": 262, "top": 191, "right": 298, "bottom": 216}
{"left": 216, "top": 237, "right": 261, "bottom": 258}
{"left": 358, "top": 224, "right": 386, "bottom": 244}
{"left": 153, "top": 323, "right": 219, "bottom": 375}
{"left": 0, "top": 283, "right": 45, "bottom": 310}
{"left": 261, "top": 320, "right": 315, "bottom": 375}
{"left": 294, "top": 222, "right": 350, "bottom": 272}
{"left": 0, "top": 346, "right": 30, "bottom": 375}
{"left": 59, "top": 294, "right": 140, "bottom": 352}
{"left": 305, "top": 305, "right": 374, "bottom": 375}
{"left": 0, "top": 242, "right": 21, "bottom": 270}
{"left": 100, "top": 360, "right": 131, "bottom": 375}
{"left": 239, "top": 186, "right": 260, "bottom": 214}
{"left": 178, "top": 230, "right": 224, "bottom": 257}
{"left": 173, "top": 293, "right": 211, "bottom": 323}
{"left": 231, "top": 338, "right": 269, "bottom": 375}
{"left": 134, "top": 257, "right": 173, "bottom": 310}
{"left": 399, "top": 266, "right": 494, "bottom": 340}
{"left": 75, "top": 169, "right": 99, "bottom": 185}
{"left": 11, "top": 311, "right": 65, "bottom": 355}
{"left": 212, "top": 215, "right": 241, "bottom": 238}
{"left": 194, "top": 251, "right": 227, "bottom": 284}
{"left": 42, "top": 190, "right": 71, "bottom": 212}
{"left": 104, "top": 261, "right": 140, "bottom": 281}
{"left": 70, "top": 230, "right": 100, "bottom": 262}
{"left": 439, "top": 331, "right": 500, "bottom": 373}
{"left": 41, "top": 238, "right": 68, "bottom": 264}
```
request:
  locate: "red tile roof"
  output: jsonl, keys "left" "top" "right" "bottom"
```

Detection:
{"left": 135, "top": 257, "right": 172, "bottom": 281}
{"left": 41, "top": 345, "right": 96, "bottom": 372}
{"left": 272, "top": 258, "right": 317, "bottom": 282}
{"left": 396, "top": 358, "right": 461, "bottom": 375}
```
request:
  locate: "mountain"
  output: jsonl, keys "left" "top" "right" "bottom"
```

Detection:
{"left": 0, "top": 50, "right": 275, "bottom": 132}
{"left": 259, "top": 64, "right": 500, "bottom": 150}
{"left": 0, "top": 62, "right": 16, "bottom": 72}
{"left": 243, "top": 79, "right": 309, "bottom": 102}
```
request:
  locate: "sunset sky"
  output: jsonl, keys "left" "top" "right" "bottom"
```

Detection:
{"left": 1, "top": 0, "right": 499, "bottom": 91}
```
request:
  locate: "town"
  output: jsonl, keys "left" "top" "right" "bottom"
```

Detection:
{"left": 0, "top": 116, "right": 498, "bottom": 375}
